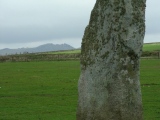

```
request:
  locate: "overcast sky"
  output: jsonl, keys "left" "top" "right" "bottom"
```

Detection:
{"left": 0, "top": 0, "right": 160, "bottom": 49}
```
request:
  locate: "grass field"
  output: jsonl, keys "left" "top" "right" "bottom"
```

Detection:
{"left": 0, "top": 61, "right": 80, "bottom": 120}
{"left": 140, "top": 59, "right": 160, "bottom": 120}
{"left": 0, "top": 60, "right": 160, "bottom": 120}
{"left": 143, "top": 42, "right": 160, "bottom": 51}
{"left": 45, "top": 49, "right": 81, "bottom": 54}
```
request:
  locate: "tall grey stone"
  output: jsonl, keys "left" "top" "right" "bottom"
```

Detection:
{"left": 77, "top": 0, "right": 146, "bottom": 120}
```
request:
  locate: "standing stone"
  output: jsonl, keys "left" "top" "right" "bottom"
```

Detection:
{"left": 77, "top": 0, "right": 146, "bottom": 120}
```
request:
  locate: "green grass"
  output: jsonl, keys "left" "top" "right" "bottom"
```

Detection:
{"left": 140, "top": 59, "right": 160, "bottom": 120}
{"left": 45, "top": 49, "right": 81, "bottom": 54}
{"left": 0, "top": 60, "right": 160, "bottom": 119}
{"left": 0, "top": 61, "right": 80, "bottom": 120}
{"left": 143, "top": 43, "right": 160, "bottom": 51}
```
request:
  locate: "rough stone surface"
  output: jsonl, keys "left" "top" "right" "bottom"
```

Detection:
{"left": 77, "top": 0, "right": 146, "bottom": 120}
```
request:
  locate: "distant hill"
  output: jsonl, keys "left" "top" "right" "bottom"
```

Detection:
{"left": 0, "top": 43, "right": 75, "bottom": 55}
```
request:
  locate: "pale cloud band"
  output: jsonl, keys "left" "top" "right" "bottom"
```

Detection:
{"left": 0, "top": 0, "right": 160, "bottom": 49}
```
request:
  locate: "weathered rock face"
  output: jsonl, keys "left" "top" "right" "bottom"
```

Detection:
{"left": 77, "top": 0, "right": 146, "bottom": 120}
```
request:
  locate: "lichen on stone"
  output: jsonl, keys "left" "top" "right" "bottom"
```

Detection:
{"left": 77, "top": 0, "right": 146, "bottom": 119}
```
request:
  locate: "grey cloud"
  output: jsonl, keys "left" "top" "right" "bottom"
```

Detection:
{"left": 0, "top": 23, "right": 86, "bottom": 43}
{"left": 0, "top": 0, "right": 160, "bottom": 48}
{"left": 0, "top": 0, "right": 95, "bottom": 44}
{"left": 145, "top": 0, "right": 160, "bottom": 35}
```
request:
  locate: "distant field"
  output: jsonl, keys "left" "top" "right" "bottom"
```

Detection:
{"left": 0, "top": 60, "right": 160, "bottom": 119}
{"left": 46, "top": 49, "right": 81, "bottom": 54}
{"left": 143, "top": 42, "right": 160, "bottom": 51}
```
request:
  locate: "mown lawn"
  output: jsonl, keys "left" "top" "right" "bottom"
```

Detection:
{"left": 0, "top": 61, "right": 80, "bottom": 120}
{"left": 0, "top": 59, "right": 160, "bottom": 119}
{"left": 140, "top": 59, "right": 160, "bottom": 120}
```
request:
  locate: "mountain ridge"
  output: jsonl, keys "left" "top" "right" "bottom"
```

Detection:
{"left": 0, "top": 43, "right": 75, "bottom": 55}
